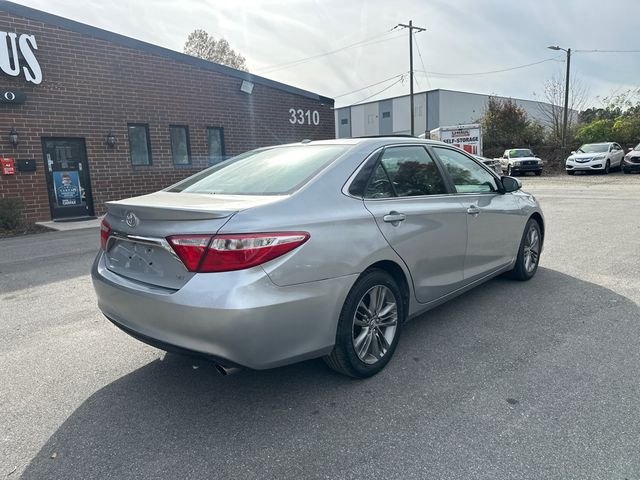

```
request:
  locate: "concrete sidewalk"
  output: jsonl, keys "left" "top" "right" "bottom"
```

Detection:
{"left": 36, "top": 217, "right": 101, "bottom": 231}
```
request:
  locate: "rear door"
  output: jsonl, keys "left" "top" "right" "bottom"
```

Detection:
{"left": 362, "top": 145, "right": 468, "bottom": 304}
{"left": 430, "top": 146, "right": 524, "bottom": 281}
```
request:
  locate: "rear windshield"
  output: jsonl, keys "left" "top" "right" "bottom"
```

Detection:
{"left": 168, "top": 145, "right": 348, "bottom": 195}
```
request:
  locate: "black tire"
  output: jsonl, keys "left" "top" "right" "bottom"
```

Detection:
{"left": 567, "top": 170, "right": 575, "bottom": 175}
{"left": 603, "top": 160, "right": 610, "bottom": 174}
{"left": 324, "top": 269, "right": 404, "bottom": 378}
{"left": 535, "top": 170, "right": 542, "bottom": 176}
{"left": 504, "top": 218, "right": 541, "bottom": 281}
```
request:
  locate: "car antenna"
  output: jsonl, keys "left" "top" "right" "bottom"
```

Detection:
{"left": 300, "top": 139, "right": 312, "bottom": 144}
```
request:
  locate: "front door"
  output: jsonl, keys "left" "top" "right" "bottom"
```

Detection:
{"left": 42, "top": 138, "right": 95, "bottom": 220}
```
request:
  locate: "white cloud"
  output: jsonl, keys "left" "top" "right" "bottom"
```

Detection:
{"left": 13, "top": 0, "right": 640, "bottom": 107}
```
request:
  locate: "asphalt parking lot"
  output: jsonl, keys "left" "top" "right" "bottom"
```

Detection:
{"left": 2, "top": 172, "right": 639, "bottom": 480}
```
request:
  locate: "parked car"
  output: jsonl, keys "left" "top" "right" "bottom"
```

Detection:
{"left": 498, "top": 149, "right": 543, "bottom": 176}
{"left": 565, "top": 142, "right": 624, "bottom": 174}
{"left": 92, "top": 138, "right": 545, "bottom": 378}
{"left": 474, "top": 155, "right": 502, "bottom": 174}
{"left": 622, "top": 143, "right": 640, "bottom": 174}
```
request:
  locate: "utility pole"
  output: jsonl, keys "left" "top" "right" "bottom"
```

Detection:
{"left": 562, "top": 48, "right": 571, "bottom": 149}
{"left": 397, "top": 21, "right": 426, "bottom": 136}
{"left": 547, "top": 45, "right": 571, "bottom": 149}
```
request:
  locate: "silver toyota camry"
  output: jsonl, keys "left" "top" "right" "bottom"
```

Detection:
{"left": 92, "top": 138, "right": 544, "bottom": 378}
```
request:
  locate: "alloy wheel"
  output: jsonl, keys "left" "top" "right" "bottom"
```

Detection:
{"left": 352, "top": 285, "right": 398, "bottom": 365}
{"left": 523, "top": 226, "right": 540, "bottom": 274}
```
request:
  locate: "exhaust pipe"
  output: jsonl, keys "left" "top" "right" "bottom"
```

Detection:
{"left": 215, "top": 364, "right": 241, "bottom": 376}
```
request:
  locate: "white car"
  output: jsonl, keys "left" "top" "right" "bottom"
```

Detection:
{"left": 565, "top": 142, "right": 624, "bottom": 175}
{"left": 473, "top": 155, "right": 502, "bottom": 174}
{"left": 498, "top": 149, "right": 543, "bottom": 176}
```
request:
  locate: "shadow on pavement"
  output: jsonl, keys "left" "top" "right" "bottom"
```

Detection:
{"left": 20, "top": 267, "right": 640, "bottom": 479}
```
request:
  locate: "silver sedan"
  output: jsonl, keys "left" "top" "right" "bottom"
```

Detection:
{"left": 92, "top": 138, "right": 544, "bottom": 378}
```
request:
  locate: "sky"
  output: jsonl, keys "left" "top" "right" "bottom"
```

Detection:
{"left": 13, "top": 0, "right": 640, "bottom": 109}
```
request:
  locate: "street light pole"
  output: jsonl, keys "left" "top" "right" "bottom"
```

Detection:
{"left": 548, "top": 45, "right": 571, "bottom": 149}
{"left": 398, "top": 21, "right": 426, "bottom": 136}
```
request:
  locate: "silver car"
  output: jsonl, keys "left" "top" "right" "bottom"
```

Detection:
{"left": 92, "top": 138, "right": 544, "bottom": 378}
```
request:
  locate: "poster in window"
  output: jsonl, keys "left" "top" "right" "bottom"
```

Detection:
{"left": 53, "top": 171, "right": 82, "bottom": 206}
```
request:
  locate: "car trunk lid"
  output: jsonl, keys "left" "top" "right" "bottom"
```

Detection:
{"left": 102, "top": 191, "right": 285, "bottom": 289}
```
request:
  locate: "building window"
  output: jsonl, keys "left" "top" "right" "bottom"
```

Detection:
{"left": 341, "top": 118, "right": 349, "bottom": 125}
{"left": 382, "top": 111, "right": 391, "bottom": 119}
{"left": 170, "top": 125, "right": 191, "bottom": 165}
{"left": 207, "top": 127, "right": 225, "bottom": 165}
{"left": 127, "top": 124, "right": 152, "bottom": 166}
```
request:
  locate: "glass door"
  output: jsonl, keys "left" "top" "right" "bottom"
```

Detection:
{"left": 42, "top": 138, "right": 95, "bottom": 220}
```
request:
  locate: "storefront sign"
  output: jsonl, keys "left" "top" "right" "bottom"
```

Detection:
{"left": 1, "top": 157, "right": 16, "bottom": 175}
{"left": 0, "top": 90, "right": 26, "bottom": 104}
{"left": 0, "top": 31, "right": 42, "bottom": 84}
{"left": 52, "top": 171, "right": 82, "bottom": 206}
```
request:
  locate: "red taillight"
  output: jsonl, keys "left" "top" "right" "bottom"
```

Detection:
{"left": 167, "top": 235, "right": 212, "bottom": 271}
{"left": 100, "top": 219, "right": 111, "bottom": 250}
{"left": 167, "top": 232, "right": 309, "bottom": 273}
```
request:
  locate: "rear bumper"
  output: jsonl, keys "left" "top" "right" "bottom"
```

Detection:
{"left": 91, "top": 252, "right": 356, "bottom": 369}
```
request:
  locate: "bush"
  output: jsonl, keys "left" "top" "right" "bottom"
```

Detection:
{"left": 0, "top": 197, "right": 24, "bottom": 230}
{"left": 575, "top": 119, "right": 614, "bottom": 144}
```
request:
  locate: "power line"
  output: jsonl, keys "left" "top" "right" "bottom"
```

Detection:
{"left": 413, "top": 34, "right": 431, "bottom": 89}
{"left": 414, "top": 55, "right": 563, "bottom": 77}
{"left": 333, "top": 73, "right": 406, "bottom": 99}
{"left": 352, "top": 76, "right": 406, "bottom": 105}
{"left": 574, "top": 49, "right": 640, "bottom": 53}
{"left": 255, "top": 31, "right": 403, "bottom": 73}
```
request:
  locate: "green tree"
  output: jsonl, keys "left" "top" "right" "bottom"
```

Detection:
{"left": 612, "top": 116, "right": 640, "bottom": 145}
{"left": 183, "top": 29, "right": 248, "bottom": 71}
{"left": 576, "top": 89, "right": 640, "bottom": 145}
{"left": 481, "top": 97, "right": 543, "bottom": 149}
{"left": 575, "top": 119, "right": 614, "bottom": 144}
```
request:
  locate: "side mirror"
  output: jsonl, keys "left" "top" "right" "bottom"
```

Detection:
{"left": 629, "top": 147, "right": 634, "bottom": 151}
{"left": 501, "top": 176, "right": 522, "bottom": 193}
{"left": 570, "top": 151, "right": 576, "bottom": 155}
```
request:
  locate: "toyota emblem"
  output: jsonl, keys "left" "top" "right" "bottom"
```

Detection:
{"left": 125, "top": 211, "right": 139, "bottom": 228}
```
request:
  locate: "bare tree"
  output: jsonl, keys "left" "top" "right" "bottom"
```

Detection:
{"left": 534, "top": 73, "right": 589, "bottom": 145}
{"left": 183, "top": 29, "right": 248, "bottom": 71}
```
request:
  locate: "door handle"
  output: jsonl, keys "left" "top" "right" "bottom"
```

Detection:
{"left": 383, "top": 211, "right": 406, "bottom": 225}
{"left": 466, "top": 205, "right": 480, "bottom": 216}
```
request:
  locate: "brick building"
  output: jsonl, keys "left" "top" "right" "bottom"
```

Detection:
{"left": 0, "top": 1, "right": 334, "bottom": 222}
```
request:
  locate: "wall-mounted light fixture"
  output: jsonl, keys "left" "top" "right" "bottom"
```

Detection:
{"left": 9, "top": 127, "right": 18, "bottom": 147}
{"left": 105, "top": 131, "right": 116, "bottom": 148}
{"left": 240, "top": 80, "right": 254, "bottom": 94}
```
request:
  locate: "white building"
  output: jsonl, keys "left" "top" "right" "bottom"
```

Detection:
{"left": 335, "top": 88, "right": 566, "bottom": 138}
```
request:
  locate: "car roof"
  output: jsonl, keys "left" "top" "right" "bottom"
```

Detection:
{"left": 277, "top": 137, "right": 449, "bottom": 149}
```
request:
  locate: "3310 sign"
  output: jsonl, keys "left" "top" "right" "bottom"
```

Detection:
{"left": 289, "top": 108, "right": 320, "bottom": 126}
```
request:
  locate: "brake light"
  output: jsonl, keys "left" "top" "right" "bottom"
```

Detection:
{"left": 100, "top": 219, "right": 111, "bottom": 250}
{"left": 167, "top": 235, "right": 212, "bottom": 271}
{"left": 167, "top": 232, "right": 309, "bottom": 273}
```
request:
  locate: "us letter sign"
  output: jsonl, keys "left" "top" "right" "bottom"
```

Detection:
{"left": 0, "top": 31, "right": 42, "bottom": 84}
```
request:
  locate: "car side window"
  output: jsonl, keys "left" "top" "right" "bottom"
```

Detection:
{"left": 365, "top": 146, "right": 447, "bottom": 198}
{"left": 364, "top": 162, "right": 395, "bottom": 198}
{"left": 432, "top": 147, "right": 499, "bottom": 194}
